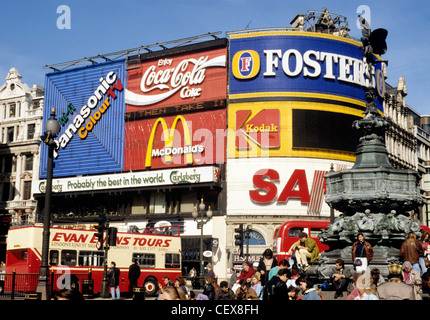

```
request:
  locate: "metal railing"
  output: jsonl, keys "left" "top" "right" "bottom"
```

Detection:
{"left": 0, "top": 269, "right": 92, "bottom": 300}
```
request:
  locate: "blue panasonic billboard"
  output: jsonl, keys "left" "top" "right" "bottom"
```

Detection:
{"left": 229, "top": 31, "right": 384, "bottom": 113}
{"left": 40, "top": 60, "right": 126, "bottom": 178}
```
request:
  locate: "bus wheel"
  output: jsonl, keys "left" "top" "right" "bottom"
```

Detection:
{"left": 144, "top": 277, "right": 158, "bottom": 296}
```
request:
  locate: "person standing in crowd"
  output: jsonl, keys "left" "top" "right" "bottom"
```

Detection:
{"left": 257, "top": 249, "right": 277, "bottom": 285}
{"left": 250, "top": 274, "right": 263, "bottom": 300}
{"left": 53, "top": 288, "right": 85, "bottom": 301}
{"left": 288, "top": 285, "right": 301, "bottom": 300}
{"left": 236, "top": 261, "right": 255, "bottom": 283}
{"left": 235, "top": 278, "right": 259, "bottom": 300}
{"left": 175, "top": 276, "right": 190, "bottom": 298}
{"left": 419, "top": 230, "right": 430, "bottom": 275}
{"left": 422, "top": 270, "right": 430, "bottom": 294}
{"left": 160, "top": 286, "right": 187, "bottom": 300}
{"left": 377, "top": 263, "right": 420, "bottom": 300}
{"left": 347, "top": 272, "right": 362, "bottom": 300}
{"left": 196, "top": 276, "right": 215, "bottom": 300}
{"left": 0, "top": 261, "right": 5, "bottom": 295}
{"left": 128, "top": 259, "right": 141, "bottom": 296}
{"left": 286, "top": 232, "right": 319, "bottom": 271}
{"left": 296, "top": 275, "right": 320, "bottom": 300}
{"left": 399, "top": 232, "right": 423, "bottom": 273}
{"left": 286, "top": 264, "right": 300, "bottom": 288}
{"left": 401, "top": 261, "right": 422, "bottom": 296}
{"left": 263, "top": 268, "right": 291, "bottom": 301}
{"left": 228, "top": 268, "right": 237, "bottom": 289}
{"left": 206, "top": 263, "right": 215, "bottom": 279}
{"left": 351, "top": 233, "right": 373, "bottom": 273}
{"left": 143, "top": 225, "right": 153, "bottom": 234}
{"left": 107, "top": 261, "right": 121, "bottom": 300}
{"left": 354, "top": 273, "right": 379, "bottom": 300}
{"left": 330, "top": 258, "right": 352, "bottom": 299}
{"left": 270, "top": 269, "right": 290, "bottom": 301}
{"left": 215, "top": 280, "right": 236, "bottom": 300}
{"left": 268, "top": 259, "right": 289, "bottom": 281}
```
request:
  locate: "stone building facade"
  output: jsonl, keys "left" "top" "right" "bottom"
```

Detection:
{"left": 0, "top": 68, "right": 44, "bottom": 225}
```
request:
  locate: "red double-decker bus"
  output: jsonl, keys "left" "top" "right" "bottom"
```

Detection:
{"left": 5, "top": 225, "right": 181, "bottom": 296}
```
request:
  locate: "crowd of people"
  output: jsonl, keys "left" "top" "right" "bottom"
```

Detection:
{"left": 158, "top": 230, "right": 430, "bottom": 301}
{"left": 46, "top": 229, "right": 430, "bottom": 301}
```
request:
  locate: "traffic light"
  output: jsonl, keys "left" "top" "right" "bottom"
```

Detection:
{"left": 234, "top": 224, "right": 244, "bottom": 257}
{"left": 107, "top": 227, "right": 117, "bottom": 247}
{"left": 94, "top": 213, "right": 107, "bottom": 250}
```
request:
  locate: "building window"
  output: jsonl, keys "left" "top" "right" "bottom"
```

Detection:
{"left": 149, "top": 192, "right": 166, "bottom": 214}
{"left": 23, "top": 181, "right": 32, "bottom": 200}
{"left": 33, "top": 101, "right": 40, "bottom": 109}
{"left": 7, "top": 127, "right": 14, "bottom": 143}
{"left": 9, "top": 104, "right": 15, "bottom": 117}
{"left": 27, "top": 124, "right": 35, "bottom": 140}
{"left": 25, "top": 154, "right": 33, "bottom": 171}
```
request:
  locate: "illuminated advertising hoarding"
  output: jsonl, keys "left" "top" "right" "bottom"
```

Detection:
{"left": 227, "top": 158, "right": 352, "bottom": 216}
{"left": 125, "top": 47, "right": 227, "bottom": 111}
{"left": 124, "top": 109, "right": 226, "bottom": 171}
{"left": 228, "top": 101, "right": 361, "bottom": 161}
{"left": 41, "top": 42, "right": 227, "bottom": 179}
{"left": 40, "top": 60, "right": 126, "bottom": 178}
{"left": 229, "top": 31, "right": 384, "bottom": 113}
{"left": 33, "top": 166, "right": 220, "bottom": 195}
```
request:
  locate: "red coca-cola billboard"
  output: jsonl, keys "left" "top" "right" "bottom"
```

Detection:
{"left": 124, "top": 109, "right": 226, "bottom": 171}
{"left": 125, "top": 47, "right": 227, "bottom": 112}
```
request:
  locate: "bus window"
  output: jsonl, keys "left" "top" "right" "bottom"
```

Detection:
{"left": 78, "top": 251, "right": 105, "bottom": 267}
{"left": 133, "top": 253, "right": 155, "bottom": 268}
{"left": 165, "top": 254, "right": 180, "bottom": 269}
{"left": 288, "top": 228, "right": 303, "bottom": 238}
{"left": 61, "top": 250, "right": 77, "bottom": 266}
{"left": 50, "top": 250, "right": 59, "bottom": 266}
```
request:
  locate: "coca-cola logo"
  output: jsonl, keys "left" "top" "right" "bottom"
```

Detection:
{"left": 125, "top": 54, "right": 226, "bottom": 106}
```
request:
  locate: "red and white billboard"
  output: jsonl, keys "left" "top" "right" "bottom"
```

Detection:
{"left": 125, "top": 47, "right": 227, "bottom": 112}
{"left": 124, "top": 109, "right": 226, "bottom": 171}
{"left": 227, "top": 158, "right": 352, "bottom": 216}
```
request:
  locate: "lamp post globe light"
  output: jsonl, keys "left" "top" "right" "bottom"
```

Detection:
{"left": 192, "top": 198, "right": 212, "bottom": 287}
{"left": 36, "top": 108, "right": 61, "bottom": 300}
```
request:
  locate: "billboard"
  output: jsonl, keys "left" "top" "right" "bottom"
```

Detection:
{"left": 40, "top": 41, "right": 227, "bottom": 179}
{"left": 33, "top": 166, "right": 220, "bottom": 194}
{"left": 229, "top": 31, "right": 384, "bottom": 113}
{"left": 227, "top": 158, "right": 352, "bottom": 216}
{"left": 125, "top": 109, "right": 226, "bottom": 171}
{"left": 125, "top": 47, "right": 227, "bottom": 111}
{"left": 40, "top": 60, "right": 126, "bottom": 178}
{"left": 228, "top": 101, "right": 361, "bottom": 161}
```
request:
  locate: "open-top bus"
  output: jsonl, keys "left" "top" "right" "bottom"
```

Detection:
{"left": 5, "top": 225, "right": 182, "bottom": 296}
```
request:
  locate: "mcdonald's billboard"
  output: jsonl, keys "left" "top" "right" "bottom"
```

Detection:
{"left": 124, "top": 109, "right": 226, "bottom": 171}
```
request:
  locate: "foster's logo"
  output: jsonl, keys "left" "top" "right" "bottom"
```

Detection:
{"left": 232, "top": 50, "right": 260, "bottom": 79}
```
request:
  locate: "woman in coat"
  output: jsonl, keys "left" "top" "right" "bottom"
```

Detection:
{"left": 257, "top": 249, "right": 277, "bottom": 285}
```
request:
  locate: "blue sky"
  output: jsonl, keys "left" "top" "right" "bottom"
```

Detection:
{"left": 1, "top": 0, "right": 429, "bottom": 115}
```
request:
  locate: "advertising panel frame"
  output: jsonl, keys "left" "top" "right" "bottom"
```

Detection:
{"left": 228, "top": 31, "right": 384, "bottom": 113}
{"left": 40, "top": 60, "right": 127, "bottom": 178}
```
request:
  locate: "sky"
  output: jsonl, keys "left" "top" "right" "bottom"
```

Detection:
{"left": 0, "top": 0, "right": 429, "bottom": 115}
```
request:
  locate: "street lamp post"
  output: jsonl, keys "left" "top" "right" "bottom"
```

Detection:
{"left": 192, "top": 198, "right": 212, "bottom": 287}
{"left": 36, "top": 108, "right": 61, "bottom": 300}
